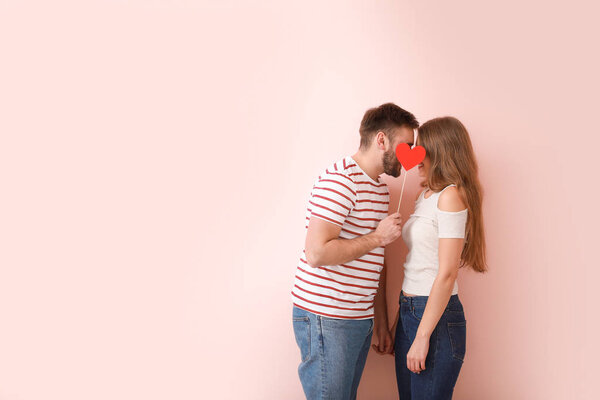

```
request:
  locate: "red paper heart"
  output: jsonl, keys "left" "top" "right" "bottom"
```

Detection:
{"left": 395, "top": 143, "right": 426, "bottom": 171}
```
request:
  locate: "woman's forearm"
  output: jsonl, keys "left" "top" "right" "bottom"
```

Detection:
{"left": 416, "top": 274, "right": 457, "bottom": 338}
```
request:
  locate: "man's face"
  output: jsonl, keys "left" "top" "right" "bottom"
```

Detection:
{"left": 382, "top": 126, "right": 415, "bottom": 177}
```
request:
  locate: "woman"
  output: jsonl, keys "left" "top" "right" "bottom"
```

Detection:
{"left": 391, "top": 116, "right": 487, "bottom": 399}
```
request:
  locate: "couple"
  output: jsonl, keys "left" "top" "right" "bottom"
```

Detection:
{"left": 291, "top": 103, "right": 487, "bottom": 400}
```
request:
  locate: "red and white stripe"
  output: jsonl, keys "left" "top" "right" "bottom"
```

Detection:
{"left": 291, "top": 155, "right": 390, "bottom": 319}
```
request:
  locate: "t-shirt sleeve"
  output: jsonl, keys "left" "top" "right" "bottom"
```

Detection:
{"left": 436, "top": 209, "right": 468, "bottom": 238}
{"left": 308, "top": 171, "right": 356, "bottom": 227}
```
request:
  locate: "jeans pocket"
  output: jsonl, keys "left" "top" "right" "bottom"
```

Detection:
{"left": 447, "top": 321, "right": 466, "bottom": 361}
{"left": 293, "top": 316, "right": 311, "bottom": 362}
{"left": 410, "top": 305, "right": 425, "bottom": 321}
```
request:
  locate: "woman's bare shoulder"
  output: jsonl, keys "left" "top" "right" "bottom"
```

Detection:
{"left": 438, "top": 186, "right": 467, "bottom": 211}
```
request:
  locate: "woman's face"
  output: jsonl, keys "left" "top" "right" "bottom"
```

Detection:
{"left": 418, "top": 155, "right": 430, "bottom": 179}
{"left": 416, "top": 138, "right": 430, "bottom": 180}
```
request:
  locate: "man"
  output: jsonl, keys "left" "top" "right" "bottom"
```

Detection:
{"left": 291, "top": 103, "right": 419, "bottom": 399}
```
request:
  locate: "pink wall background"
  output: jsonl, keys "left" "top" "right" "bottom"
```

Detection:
{"left": 1, "top": 1, "right": 598, "bottom": 399}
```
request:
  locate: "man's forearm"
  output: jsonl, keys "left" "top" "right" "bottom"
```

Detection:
{"left": 309, "top": 231, "right": 383, "bottom": 267}
{"left": 373, "top": 262, "right": 389, "bottom": 329}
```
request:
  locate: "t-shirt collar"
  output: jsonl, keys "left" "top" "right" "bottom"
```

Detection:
{"left": 348, "top": 155, "right": 381, "bottom": 185}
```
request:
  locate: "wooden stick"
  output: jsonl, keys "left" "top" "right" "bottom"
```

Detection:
{"left": 396, "top": 129, "right": 419, "bottom": 214}
{"left": 396, "top": 166, "right": 407, "bottom": 214}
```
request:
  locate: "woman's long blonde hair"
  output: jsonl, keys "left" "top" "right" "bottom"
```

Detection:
{"left": 418, "top": 117, "right": 487, "bottom": 273}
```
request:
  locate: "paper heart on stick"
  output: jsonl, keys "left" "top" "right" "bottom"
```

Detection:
{"left": 395, "top": 143, "right": 426, "bottom": 171}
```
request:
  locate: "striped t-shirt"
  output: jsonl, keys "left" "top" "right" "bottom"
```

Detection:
{"left": 291, "top": 155, "right": 390, "bottom": 319}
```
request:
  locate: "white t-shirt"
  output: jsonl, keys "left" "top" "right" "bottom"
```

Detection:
{"left": 401, "top": 184, "right": 467, "bottom": 296}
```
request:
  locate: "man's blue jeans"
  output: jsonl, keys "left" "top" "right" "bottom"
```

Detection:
{"left": 292, "top": 305, "right": 374, "bottom": 400}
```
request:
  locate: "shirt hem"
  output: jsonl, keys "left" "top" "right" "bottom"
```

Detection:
{"left": 292, "top": 302, "right": 375, "bottom": 320}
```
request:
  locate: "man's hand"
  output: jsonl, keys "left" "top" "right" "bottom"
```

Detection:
{"left": 374, "top": 212, "right": 403, "bottom": 246}
{"left": 371, "top": 323, "right": 394, "bottom": 355}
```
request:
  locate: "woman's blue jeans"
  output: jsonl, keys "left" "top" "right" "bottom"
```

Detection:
{"left": 292, "top": 305, "right": 373, "bottom": 400}
{"left": 394, "top": 291, "right": 466, "bottom": 400}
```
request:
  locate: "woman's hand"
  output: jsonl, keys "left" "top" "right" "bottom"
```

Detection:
{"left": 406, "top": 334, "right": 430, "bottom": 373}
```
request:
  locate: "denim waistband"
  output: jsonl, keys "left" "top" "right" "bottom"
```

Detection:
{"left": 399, "top": 290, "right": 461, "bottom": 307}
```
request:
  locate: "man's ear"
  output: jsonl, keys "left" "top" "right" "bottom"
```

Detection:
{"left": 375, "top": 131, "right": 388, "bottom": 150}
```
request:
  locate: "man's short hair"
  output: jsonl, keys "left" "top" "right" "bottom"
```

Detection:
{"left": 359, "top": 103, "right": 419, "bottom": 149}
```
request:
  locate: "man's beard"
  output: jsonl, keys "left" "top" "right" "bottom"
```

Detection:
{"left": 383, "top": 149, "right": 401, "bottom": 177}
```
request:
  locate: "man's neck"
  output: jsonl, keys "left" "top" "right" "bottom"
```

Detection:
{"left": 351, "top": 149, "right": 383, "bottom": 182}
